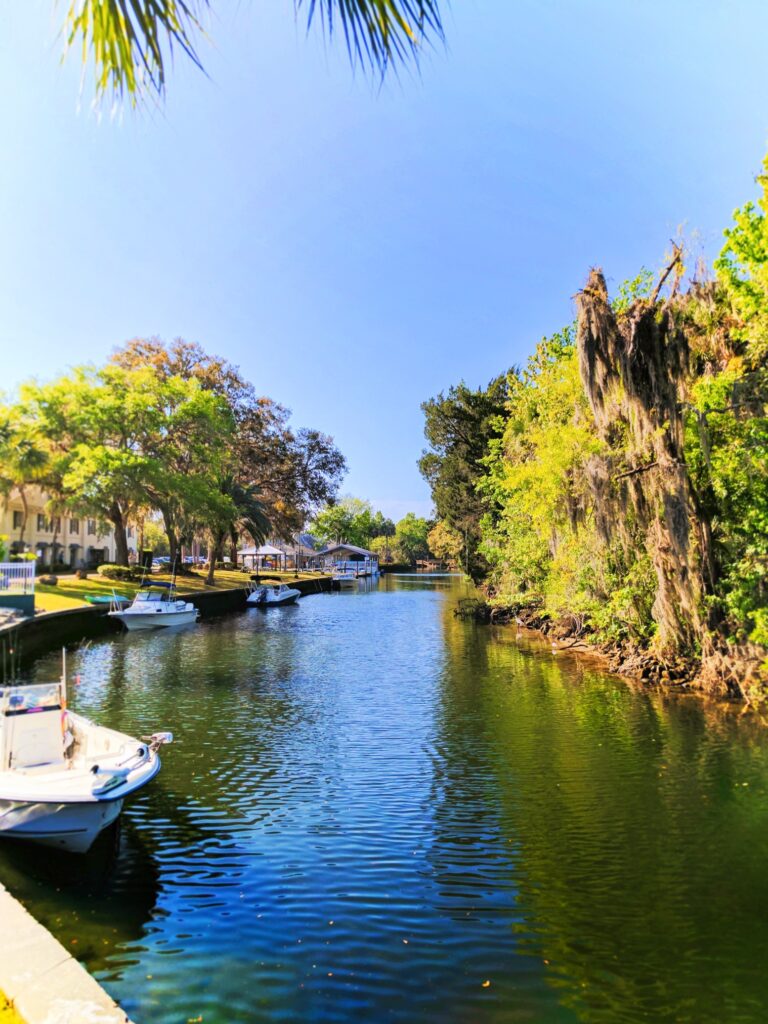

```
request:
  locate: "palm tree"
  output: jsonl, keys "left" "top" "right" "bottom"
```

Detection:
{"left": 62, "top": 1, "right": 444, "bottom": 104}
{"left": 206, "top": 477, "right": 271, "bottom": 585}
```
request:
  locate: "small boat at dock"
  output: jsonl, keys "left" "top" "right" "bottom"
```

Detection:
{"left": 0, "top": 659, "right": 172, "bottom": 853}
{"left": 247, "top": 583, "right": 301, "bottom": 607}
{"left": 108, "top": 581, "right": 198, "bottom": 631}
{"left": 332, "top": 570, "right": 358, "bottom": 588}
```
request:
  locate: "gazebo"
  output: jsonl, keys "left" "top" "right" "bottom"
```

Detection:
{"left": 238, "top": 544, "right": 288, "bottom": 572}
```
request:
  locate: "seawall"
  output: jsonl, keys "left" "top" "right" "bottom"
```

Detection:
{"left": 0, "top": 575, "right": 333, "bottom": 664}
{"left": 0, "top": 880, "right": 134, "bottom": 1023}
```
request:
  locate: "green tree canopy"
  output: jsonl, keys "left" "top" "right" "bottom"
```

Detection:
{"left": 310, "top": 496, "right": 375, "bottom": 548}
{"left": 112, "top": 339, "right": 346, "bottom": 543}
{"left": 419, "top": 375, "right": 510, "bottom": 580}
{"left": 20, "top": 363, "right": 236, "bottom": 566}
{"left": 394, "top": 512, "right": 431, "bottom": 564}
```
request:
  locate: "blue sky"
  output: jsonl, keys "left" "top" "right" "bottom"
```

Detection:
{"left": 1, "top": 1, "right": 767, "bottom": 520}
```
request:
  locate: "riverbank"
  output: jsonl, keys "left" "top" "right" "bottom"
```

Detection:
{"left": 480, "top": 601, "right": 767, "bottom": 706}
{"left": 1, "top": 573, "right": 333, "bottom": 662}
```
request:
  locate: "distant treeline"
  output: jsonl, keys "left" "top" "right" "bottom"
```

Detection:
{"left": 420, "top": 160, "right": 768, "bottom": 699}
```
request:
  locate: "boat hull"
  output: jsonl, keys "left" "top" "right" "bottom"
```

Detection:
{"left": 0, "top": 796, "right": 123, "bottom": 853}
{"left": 247, "top": 588, "right": 301, "bottom": 607}
{"left": 110, "top": 609, "right": 198, "bottom": 631}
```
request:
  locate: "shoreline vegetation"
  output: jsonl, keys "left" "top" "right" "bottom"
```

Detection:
{"left": 424, "top": 161, "right": 768, "bottom": 704}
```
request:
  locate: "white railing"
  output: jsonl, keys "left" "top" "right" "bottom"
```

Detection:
{"left": 0, "top": 562, "right": 35, "bottom": 594}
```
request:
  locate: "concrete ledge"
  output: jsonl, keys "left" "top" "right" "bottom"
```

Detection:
{"left": 0, "top": 881, "right": 132, "bottom": 1024}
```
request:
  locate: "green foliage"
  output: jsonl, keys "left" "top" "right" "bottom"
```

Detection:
{"left": 394, "top": 512, "right": 432, "bottom": 564}
{"left": 466, "top": 324, "right": 677, "bottom": 645}
{"left": 142, "top": 519, "right": 169, "bottom": 556}
{"left": 455, "top": 170, "right": 768, "bottom": 661}
{"left": 4, "top": 338, "right": 344, "bottom": 575}
{"left": 310, "top": 497, "right": 393, "bottom": 549}
{"left": 369, "top": 513, "right": 432, "bottom": 564}
{"left": 715, "top": 154, "right": 768, "bottom": 362}
{"left": 419, "top": 374, "right": 510, "bottom": 580}
{"left": 424, "top": 161, "right": 768, "bottom": 667}
{"left": 111, "top": 339, "right": 345, "bottom": 543}
{"left": 427, "top": 520, "right": 463, "bottom": 563}
{"left": 478, "top": 329, "right": 601, "bottom": 608}
{"left": 18, "top": 363, "right": 234, "bottom": 565}
{"left": 611, "top": 267, "right": 654, "bottom": 314}
{"left": 676, "top": 167, "right": 768, "bottom": 646}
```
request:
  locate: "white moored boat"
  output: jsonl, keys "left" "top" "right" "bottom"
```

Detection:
{"left": 332, "top": 570, "right": 358, "bottom": 588}
{"left": 109, "top": 581, "right": 198, "bottom": 631}
{"left": 0, "top": 667, "right": 171, "bottom": 853}
{"left": 247, "top": 583, "right": 301, "bottom": 607}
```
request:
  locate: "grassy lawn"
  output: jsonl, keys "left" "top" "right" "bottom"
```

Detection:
{"left": 34, "top": 569, "right": 328, "bottom": 615}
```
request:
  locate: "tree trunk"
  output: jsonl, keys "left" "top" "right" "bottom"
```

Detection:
{"left": 50, "top": 519, "right": 59, "bottom": 570}
{"left": 109, "top": 503, "right": 129, "bottom": 566}
{"left": 160, "top": 508, "right": 179, "bottom": 570}
{"left": 168, "top": 532, "right": 178, "bottom": 568}
{"left": 18, "top": 489, "right": 27, "bottom": 547}
{"left": 206, "top": 533, "right": 225, "bottom": 586}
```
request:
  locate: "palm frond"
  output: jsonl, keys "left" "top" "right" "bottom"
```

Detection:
{"left": 300, "top": 0, "right": 443, "bottom": 74}
{"left": 63, "top": 0, "right": 208, "bottom": 104}
{"left": 61, "top": 0, "right": 444, "bottom": 104}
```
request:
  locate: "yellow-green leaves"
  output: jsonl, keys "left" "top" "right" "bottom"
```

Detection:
{"left": 64, "top": 0, "right": 207, "bottom": 105}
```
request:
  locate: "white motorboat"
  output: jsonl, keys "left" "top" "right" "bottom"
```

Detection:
{"left": 247, "top": 583, "right": 301, "bottom": 607}
{"left": 332, "top": 570, "right": 358, "bottom": 588}
{"left": 108, "top": 581, "right": 198, "bottom": 631}
{"left": 0, "top": 665, "right": 172, "bottom": 853}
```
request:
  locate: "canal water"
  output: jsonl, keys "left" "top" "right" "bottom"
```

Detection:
{"left": 2, "top": 574, "right": 768, "bottom": 1023}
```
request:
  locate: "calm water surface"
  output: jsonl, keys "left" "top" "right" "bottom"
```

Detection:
{"left": 2, "top": 575, "right": 768, "bottom": 1023}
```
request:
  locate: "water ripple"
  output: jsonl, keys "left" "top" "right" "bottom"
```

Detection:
{"left": 1, "top": 579, "right": 767, "bottom": 1023}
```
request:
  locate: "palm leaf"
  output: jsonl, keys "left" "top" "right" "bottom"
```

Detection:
{"left": 64, "top": 0, "right": 208, "bottom": 102}
{"left": 62, "top": 0, "right": 444, "bottom": 104}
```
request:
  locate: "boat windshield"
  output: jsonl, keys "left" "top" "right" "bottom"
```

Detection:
{"left": 135, "top": 590, "right": 170, "bottom": 602}
{"left": 0, "top": 681, "right": 64, "bottom": 716}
